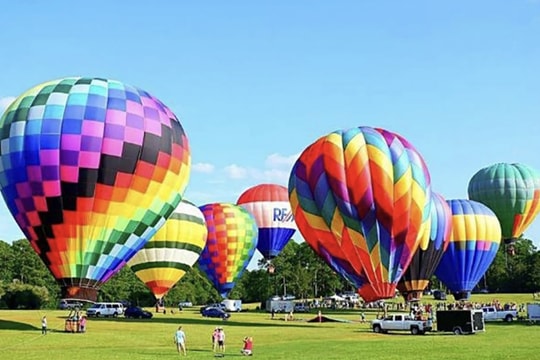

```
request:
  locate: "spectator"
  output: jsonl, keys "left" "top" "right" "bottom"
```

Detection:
{"left": 41, "top": 316, "right": 47, "bottom": 335}
{"left": 241, "top": 336, "right": 253, "bottom": 356}
{"left": 174, "top": 326, "right": 187, "bottom": 356}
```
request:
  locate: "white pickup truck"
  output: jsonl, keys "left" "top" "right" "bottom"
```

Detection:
{"left": 371, "top": 313, "right": 433, "bottom": 335}
{"left": 481, "top": 306, "right": 518, "bottom": 322}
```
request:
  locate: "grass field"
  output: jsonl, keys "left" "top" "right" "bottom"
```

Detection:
{"left": 1, "top": 294, "right": 539, "bottom": 360}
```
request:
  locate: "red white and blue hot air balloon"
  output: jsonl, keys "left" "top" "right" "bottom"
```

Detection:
{"left": 237, "top": 184, "right": 296, "bottom": 259}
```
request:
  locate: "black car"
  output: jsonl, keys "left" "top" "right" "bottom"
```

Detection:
{"left": 433, "top": 290, "right": 447, "bottom": 301}
{"left": 124, "top": 306, "right": 153, "bottom": 319}
{"left": 201, "top": 307, "right": 230, "bottom": 320}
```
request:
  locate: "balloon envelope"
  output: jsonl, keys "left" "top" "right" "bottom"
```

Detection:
{"left": 468, "top": 163, "right": 540, "bottom": 244}
{"left": 198, "top": 203, "right": 258, "bottom": 298}
{"left": 435, "top": 199, "right": 501, "bottom": 301}
{"left": 397, "top": 192, "right": 452, "bottom": 301}
{"left": 289, "top": 170, "right": 364, "bottom": 289}
{"left": 128, "top": 199, "right": 207, "bottom": 299}
{"left": 0, "top": 77, "right": 191, "bottom": 301}
{"left": 289, "top": 126, "right": 431, "bottom": 302}
{"left": 237, "top": 183, "right": 296, "bottom": 259}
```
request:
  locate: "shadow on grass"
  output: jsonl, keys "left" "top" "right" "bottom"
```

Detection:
{"left": 85, "top": 315, "right": 342, "bottom": 328}
{"left": 484, "top": 320, "right": 539, "bottom": 327}
{"left": 0, "top": 319, "right": 39, "bottom": 331}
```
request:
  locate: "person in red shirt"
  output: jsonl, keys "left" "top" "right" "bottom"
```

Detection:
{"left": 241, "top": 336, "right": 253, "bottom": 356}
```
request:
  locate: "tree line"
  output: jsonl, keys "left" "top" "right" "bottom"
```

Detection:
{"left": 0, "top": 238, "right": 539, "bottom": 309}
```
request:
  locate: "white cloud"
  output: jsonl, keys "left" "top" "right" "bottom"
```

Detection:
{"left": 192, "top": 162, "right": 215, "bottom": 173}
{"left": 224, "top": 164, "right": 248, "bottom": 179}
{"left": 0, "top": 96, "right": 16, "bottom": 116}
{"left": 265, "top": 153, "right": 300, "bottom": 168}
{"left": 220, "top": 153, "right": 298, "bottom": 185}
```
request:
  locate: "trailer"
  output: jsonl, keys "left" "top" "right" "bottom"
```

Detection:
{"left": 436, "top": 309, "right": 485, "bottom": 335}
{"left": 527, "top": 303, "right": 540, "bottom": 323}
{"left": 221, "top": 299, "right": 242, "bottom": 312}
{"left": 266, "top": 299, "right": 294, "bottom": 313}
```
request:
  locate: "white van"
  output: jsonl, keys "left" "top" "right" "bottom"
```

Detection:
{"left": 86, "top": 302, "right": 125, "bottom": 317}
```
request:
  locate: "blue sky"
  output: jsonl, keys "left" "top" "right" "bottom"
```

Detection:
{"left": 1, "top": 0, "right": 539, "bottom": 265}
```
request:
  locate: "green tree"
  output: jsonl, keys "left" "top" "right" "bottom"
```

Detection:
{"left": 0, "top": 240, "right": 14, "bottom": 282}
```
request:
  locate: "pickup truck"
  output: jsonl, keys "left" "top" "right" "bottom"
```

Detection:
{"left": 481, "top": 306, "right": 518, "bottom": 322}
{"left": 371, "top": 314, "right": 432, "bottom": 335}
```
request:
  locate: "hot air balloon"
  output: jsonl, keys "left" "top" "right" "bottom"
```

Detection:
{"left": 289, "top": 171, "right": 364, "bottom": 289}
{"left": 289, "top": 126, "right": 431, "bottom": 302}
{"left": 128, "top": 199, "right": 207, "bottom": 300}
{"left": 237, "top": 184, "right": 296, "bottom": 259}
{"left": 468, "top": 163, "right": 540, "bottom": 255}
{"left": 434, "top": 199, "right": 501, "bottom": 301}
{"left": 0, "top": 77, "right": 191, "bottom": 301}
{"left": 198, "top": 203, "right": 258, "bottom": 298}
{"left": 397, "top": 192, "right": 452, "bottom": 302}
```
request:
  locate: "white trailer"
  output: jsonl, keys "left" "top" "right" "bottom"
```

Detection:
{"left": 527, "top": 303, "right": 540, "bottom": 323}
{"left": 266, "top": 299, "right": 294, "bottom": 313}
{"left": 221, "top": 299, "right": 242, "bottom": 312}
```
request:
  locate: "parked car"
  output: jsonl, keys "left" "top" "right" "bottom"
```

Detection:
{"left": 294, "top": 303, "right": 310, "bottom": 312}
{"left": 433, "top": 290, "right": 447, "bottom": 300}
{"left": 178, "top": 301, "right": 193, "bottom": 309}
{"left": 59, "top": 299, "right": 83, "bottom": 310}
{"left": 201, "top": 307, "right": 230, "bottom": 320}
{"left": 86, "top": 302, "right": 125, "bottom": 317}
{"left": 124, "top": 306, "right": 153, "bottom": 319}
{"left": 200, "top": 303, "right": 226, "bottom": 313}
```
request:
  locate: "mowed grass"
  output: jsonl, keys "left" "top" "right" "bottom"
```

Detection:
{"left": 1, "top": 294, "right": 539, "bottom": 360}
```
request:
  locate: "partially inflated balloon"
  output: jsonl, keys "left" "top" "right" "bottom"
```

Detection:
{"left": 397, "top": 192, "right": 452, "bottom": 301}
{"left": 435, "top": 199, "right": 501, "bottom": 300}
{"left": 468, "top": 163, "right": 540, "bottom": 249}
{"left": 128, "top": 200, "right": 207, "bottom": 299}
{"left": 237, "top": 184, "right": 296, "bottom": 259}
{"left": 0, "top": 77, "right": 191, "bottom": 301}
{"left": 198, "top": 203, "right": 258, "bottom": 298}
{"left": 289, "top": 126, "right": 431, "bottom": 302}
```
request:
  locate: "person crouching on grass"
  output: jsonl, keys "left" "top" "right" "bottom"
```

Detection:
{"left": 241, "top": 336, "right": 253, "bottom": 356}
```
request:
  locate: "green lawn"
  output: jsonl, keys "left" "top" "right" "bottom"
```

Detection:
{"left": 1, "top": 293, "right": 539, "bottom": 360}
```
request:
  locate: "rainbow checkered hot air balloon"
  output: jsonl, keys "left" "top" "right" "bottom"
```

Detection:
{"left": 397, "top": 192, "right": 452, "bottom": 301}
{"left": 0, "top": 77, "right": 191, "bottom": 301}
{"left": 237, "top": 184, "right": 296, "bottom": 259}
{"left": 468, "top": 163, "right": 540, "bottom": 254}
{"left": 289, "top": 126, "right": 432, "bottom": 302}
{"left": 198, "top": 203, "right": 258, "bottom": 298}
{"left": 128, "top": 199, "right": 207, "bottom": 300}
{"left": 435, "top": 199, "right": 501, "bottom": 301}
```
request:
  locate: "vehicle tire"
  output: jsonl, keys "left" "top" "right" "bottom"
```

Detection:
{"left": 113, "top": 312, "right": 118, "bottom": 318}
{"left": 505, "top": 315, "right": 513, "bottom": 322}
{"left": 411, "top": 327, "right": 419, "bottom": 335}
{"left": 453, "top": 327, "right": 462, "bottom": 335}
{"left": 96, "top": 312, "right": 101, "bottom": 318}
{"left": 373, "top": 325, "right": 382, "bottom": 333}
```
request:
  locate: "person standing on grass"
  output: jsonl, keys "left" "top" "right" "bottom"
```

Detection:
{"left": 217, "top": 327, "right": 226, "bottom": 355}
{"left": 41, "top": 316, "right": 47, "bottom": 335}
{"left": 174, "top": 325, "right": 187, "bottom": 356}
{"left": 212, "top": 327, "right": 220, "bottom": 353}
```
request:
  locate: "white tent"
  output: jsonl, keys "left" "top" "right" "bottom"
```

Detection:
{"left": 326, "top": 294, "right": 346, "bottom": 301}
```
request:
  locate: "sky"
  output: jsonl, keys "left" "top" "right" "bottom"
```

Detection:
{"left": 0, "top": 1, "right": 539, "bottom": 270}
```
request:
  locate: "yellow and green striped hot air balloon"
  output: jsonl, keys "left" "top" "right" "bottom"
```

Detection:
{"left": 128, "top": 199, "right": 207, "bottom": 299}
